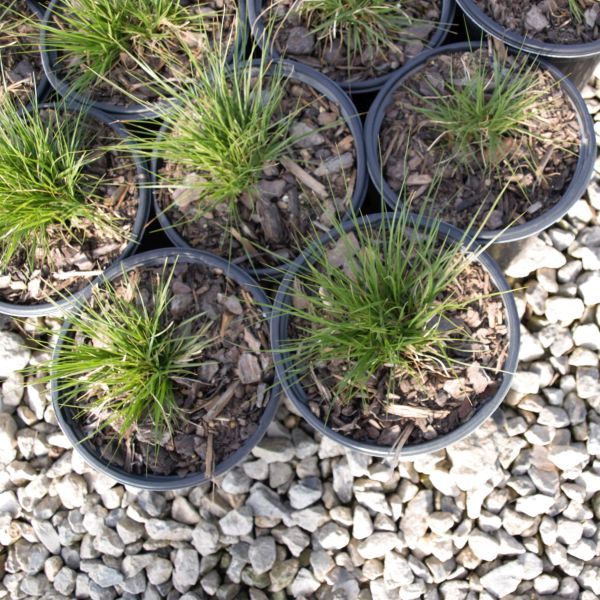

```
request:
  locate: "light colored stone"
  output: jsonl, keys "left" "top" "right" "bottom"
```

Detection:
{"left": 356, "top": 532, "right": 399, "bottom": 559}
{"left": 173, "top": 548, "right": 200, "bottom": 592}
{"left": 219, "top": 507, "right": 253, "bottom": 537}
{"left": 515, "top": 494, "right": 555, "bottom": 517}
{"left": 0, "top": 331, "right": 30, "bottom": 377}
{"left": 545, "top": 296, "right": 585, "bottom": 326}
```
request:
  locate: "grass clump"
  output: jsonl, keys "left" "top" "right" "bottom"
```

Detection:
{"left": 129, "top": 48, "right": 302, "bottom": 217}
{"left": 568, "top": 0, "right": 584, "bottom": 22}
{"left": 277, "top": 202, "right": 487, "bottom": 399}
{"left": 0, "top": 96, "right": 118, "bottom": 269}
{"left": 42, "top": 0, "right": 230, "bottom": 91}
{"left": 409, "top": 49, "right": 545, "bottom": 171}
{"left": 270, "top": 0, "right": 422, "bottom": 65}
{"left": 46, "top": 263, "right": 215, "bottom": 443}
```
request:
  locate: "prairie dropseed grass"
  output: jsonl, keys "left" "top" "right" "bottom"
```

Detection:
{"left": 46, "top": 262, "right": 215, "bottom": 444}
{"left": 0, "top": 97, "right": 119, "bottom": 270}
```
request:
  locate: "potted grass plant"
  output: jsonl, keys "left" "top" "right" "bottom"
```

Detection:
{"left": 45, "top": 248, "right": 279, "bottom": 490}
{"left": 127, "top": 46, "right": 367, "bottom": 277}
{"left": 270, "top": 202, "right": 519, "bottom": 457}
{"left": 457, "top": 0, "right": 600, "bottom": 88}
{"left": 365, "top": 41, "right": 596, "bottom": 244}
{"left": 0, "top": 96, "right": 150, "bottom": 317}
{"left": 39, "top": 0, "right": 244, "bottom": 119}
{"left": 0, "top": 0, "right": 50, "bottom": 105}
{"left": 247, "top": 0, "right": 456, "bottom": 93}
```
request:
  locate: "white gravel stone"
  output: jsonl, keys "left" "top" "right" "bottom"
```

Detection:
{"left": 515, "top": 494, "right": 555, "bottom": 517}
{"left": 468, "top": 529, "right": 499, "bottom": 561}
{"left": 505, "top": 238, "right": 566, "bottom": 278}
{"left": 249, "top": 535, "right": 276, "bottom": 574}
{"left": 352, "top": 505, "right": 373, "bottom": 540}
{"left": 545, "top": 296, "right": 585, "bottom": 326}
{"left": 219, "top": 507, "right": 253, "bottom": 537}
{"left": 548, "top": 445, "right": 589, "bottom": 470}
{"left": 0, "top": 331, "right": 30, "bottom": 377}
{"left": 383, "top": 552, "right": 413, "bottom": 588}
{"left": 578, "top": 271, "right": 600, "bottom": 305}
{"left": 402, "top": 490, "right": 432, "bottom": 548}
{"left": 252, "top": 438, "right": 295, "bottom": 463}
{"left": 313, "top": 522, "right": 349, "bottom": 550}
{"left": 356, "top": 532, "right": 399, "bottom": 559}
{"left": 288, "top": 477, "right": 322, "bottom": 509}
{"left": 573, "top": 323, "right": 600, "bottom": 350}
{"left": 172, "top": 548, "right": 200, "bottom": 592}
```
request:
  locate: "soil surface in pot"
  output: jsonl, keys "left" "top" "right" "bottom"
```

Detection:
{"left": 71, "top": 261, "right": 272, "bottom": 477}
{"left": 380, "top": 49, "right": 580, "bottom": 231}
{"left": 0, "top": 111, "right": 140, "bottom": 306}
{"left": 475, "top": 0, "right": 600, "bottom": 45}
{"left": 288, "top": 257, "right": 508, "bottom": 448}
{"left": 261, "top": 0, "right": 442, "bottom": 84}
{"left": 157, "top": 79, "right": 357, "bottom": 270}
{"left": 0, "top": 0, "right": 45, "bottom": 103}
{"left": 50, "top": 0, "right": 238, "bottom": 107}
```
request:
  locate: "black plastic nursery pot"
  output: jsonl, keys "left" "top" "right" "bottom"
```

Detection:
{"left": 246, "top": 0, "right": 457, "bottom": 94}
{"left": 51, "top": 248, "right": 281, "bottom": 491}
{"left": 457, "top": 0, "right": 600, "bottom": 89}
{"left": 270, "top": 213, "right": 520, "bottom": 458}
{"left": 364, "top": 41, "right": 596, "bottom": 245}
{"left": 0, "top": 103, "right": 151, "bottom": 318}
{"left": 39, "top": 0, "right": 247, "bottom": 120}
{"left": 151, "top": 58, "right": 369, "bottom": 280}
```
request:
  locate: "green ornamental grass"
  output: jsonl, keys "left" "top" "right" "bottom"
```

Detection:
{"left": 568, "top": 0, "right": 584, "bottom": 22}
{"left": 47, "top": 263, "right": 215, "bottom": 443}
{"left": 41, "top": 0, "right": 225, "bottom": 91}
{"left": 276, "top": 0, "right": 420, "bottom": 63}
{"left": 128, "top": 47, "right": 304, "bottom": 218}
{"left": 278, "top": 201, "right": 491, "bottom": 400}
{"left": 408, "top": 50, "right": 545, "bottom": 172}
{"left": 0, "top": 96, "right": 118, "bottom": 270}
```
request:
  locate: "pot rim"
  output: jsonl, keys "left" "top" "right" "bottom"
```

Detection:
{"left": 270, "top": 212, "right": 520, "bottom": 458}
{"left": 0, "top": 102, "right": 151, "bottom": 317}
{"left": 364, "top": 40, "right": 596, "bottom": 244}
{"left": 51, "top": 247, "right": 281, "bottom": 490}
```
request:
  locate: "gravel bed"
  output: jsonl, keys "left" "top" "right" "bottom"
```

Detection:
{"left": 1, "top": 69, "right": 600, "bottom": 600}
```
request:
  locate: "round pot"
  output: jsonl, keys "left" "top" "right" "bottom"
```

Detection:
{"left": 0, "top": 103, "right": 151, "bottom": 317}
{"left": 457, "top": 0, "right": 600, "bottom": 89}
{"left": 39, "top": 0, "right": 247, "bottom": 121}
{"left": 364, "top": 41, "right": 596, "bottom": 244}
{"left": 151, "top": 58, "right": 368, "bottom": 280}
{"left": 246, "top": 0, "right": 456, "bottom": 94}
{"left": 52, "top": 247, "right": 281, "bottom": 491}
{"left": 271, "top": 212, "right": 520, "bottom": 458}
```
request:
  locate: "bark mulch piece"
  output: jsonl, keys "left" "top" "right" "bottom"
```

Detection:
{"left": 76, "top": 262, "right": 272, "bottom": 478}
{"left": 0, "top": 112, "right": 140, "bottom": 305}
{"left": 158, "top": 79, "right": 357, "bottom": 270}
{"left": 291, "top": 259, "right": 508, "bottom": 448}
{"left": 475, "top": 0, "right": 600, "bottom": 44}
{"left": 263, "top": 0, "right": 442, "bottom": 84}
{"left": 0, "top": 0, "right": 45, "bottom": 103}
{"left": 51, "top": 0, "right": 238, "bottom": 106}
{"left": 380, "top": 49, "right": 580, "bottom": 231}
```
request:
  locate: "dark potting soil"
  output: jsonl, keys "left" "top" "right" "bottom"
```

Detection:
{"left": 290, "top": 260, "right": 508, "bottom": 448}
{"left": 158, "top": 79, "right": 357, "bottom": 270}
{"left": 51, "top": 0, "right": 238, "bottom": 106}
{"left": 0, "top": 0, "right": 45, "bottom": 103}
{"left": 0, "top": 114, "right": 140, "bottom": 305}
{"left": 380, "top": 49, "right": 580, "bottom": 231}
{"left": 263, "top": 0, "right": 442, "bottom": 83}
{"left": 75, "top": 262, "right": 272, "bottom": 477}
{"left": 475, "top": 0, "right": 600, "bottom": 45}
